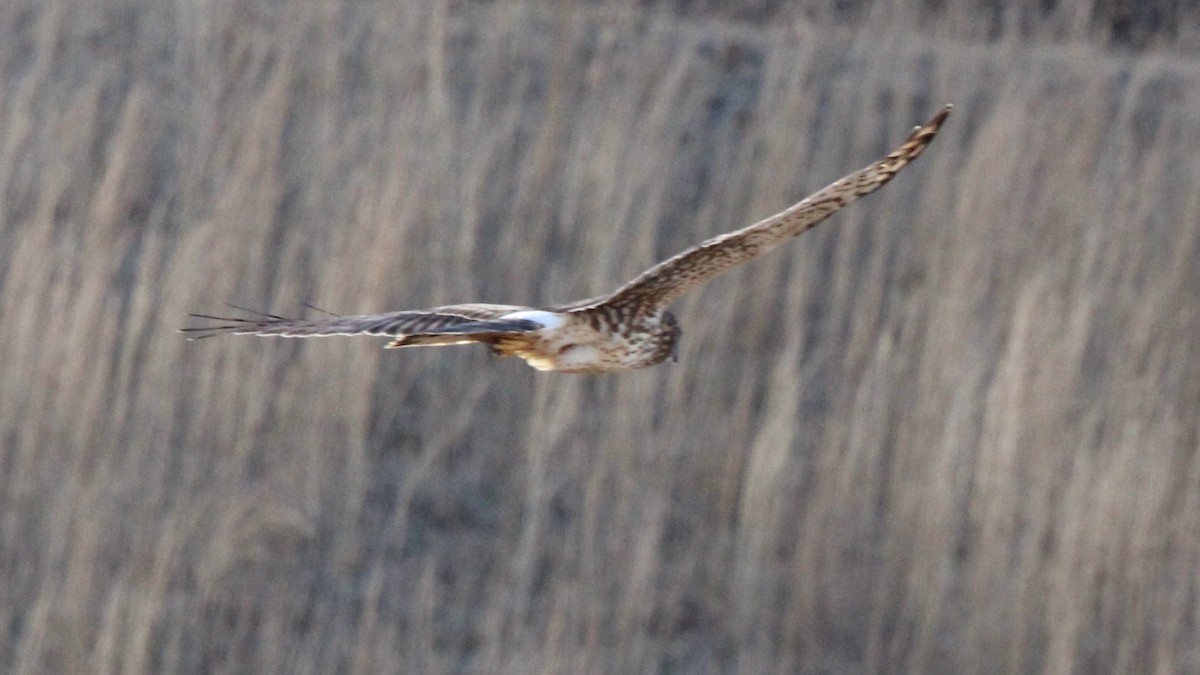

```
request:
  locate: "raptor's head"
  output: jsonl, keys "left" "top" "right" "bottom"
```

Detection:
{"left": 658, "top": 311, "right": 682, "bottom": 364}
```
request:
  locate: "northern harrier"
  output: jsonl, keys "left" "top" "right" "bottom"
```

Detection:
{"left": 184, "top": 106, "right": 950, "bottom": 373}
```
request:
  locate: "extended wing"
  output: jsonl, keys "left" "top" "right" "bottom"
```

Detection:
{"left": 181, "top": 303, "right": 539, "bottom": 347}
{"left": 585, "top": 105, "right": 951, "bottom": 314}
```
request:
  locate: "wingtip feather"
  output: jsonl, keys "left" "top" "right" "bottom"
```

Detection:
{"left": 910, "top": 105, "right": 952, "bottom": 141}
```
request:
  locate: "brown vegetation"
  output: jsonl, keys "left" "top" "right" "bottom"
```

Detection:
{"left": 1, "top": 0, "right": 1197, "bottom": 672}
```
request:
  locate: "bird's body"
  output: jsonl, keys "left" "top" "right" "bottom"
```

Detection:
{"left": 184, "top": 106, "right": 951, "bottom": 373}
{"left": 478, "top": 310, "right": 678, "bottom": 373}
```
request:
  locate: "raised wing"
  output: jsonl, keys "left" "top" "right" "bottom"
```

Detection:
{"left": 588, "top": 105, "right": 951, "bottom": 314}
{"left": 180, "top": 303, "right": 533, "bottom": 342}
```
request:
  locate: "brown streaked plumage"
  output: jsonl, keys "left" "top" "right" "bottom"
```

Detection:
{"left": 183, "top": 106, "right": 951, "bottom": 373}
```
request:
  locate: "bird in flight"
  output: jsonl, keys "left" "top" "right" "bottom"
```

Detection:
{"left": 184, "top": 105, "right": 951, "bottom": 373}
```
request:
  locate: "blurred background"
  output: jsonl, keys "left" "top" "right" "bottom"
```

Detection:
{"left": 1, "top": 0, "right": 1198, "bottom": 672}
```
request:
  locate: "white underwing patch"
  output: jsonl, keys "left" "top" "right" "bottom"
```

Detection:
{"left": 500, "top": 310, "right": 567, "bottom": 329}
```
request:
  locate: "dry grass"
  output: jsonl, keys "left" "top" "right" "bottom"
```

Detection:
{"left": 1, "top": 0, "right": 1198, "bottom": 673}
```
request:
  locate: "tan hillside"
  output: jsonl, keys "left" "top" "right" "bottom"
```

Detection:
{"left": 1, "top": 1, "right": 1197, "bottom": 672}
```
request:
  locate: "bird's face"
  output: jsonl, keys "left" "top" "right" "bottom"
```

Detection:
{"left": 660, "top": 311, "right": 682, "bottom": 364}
